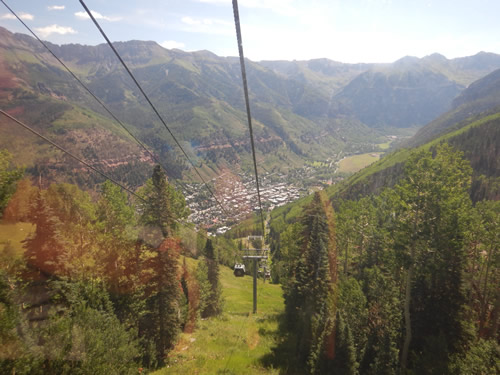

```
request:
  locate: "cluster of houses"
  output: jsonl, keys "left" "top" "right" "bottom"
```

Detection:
{"left": 183, "top": 171, "right": 304, "bottom": 234}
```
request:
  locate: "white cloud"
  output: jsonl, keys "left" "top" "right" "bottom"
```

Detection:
{"left": 0, "top": 13, "right": 15, "bottom": 20}
{"left": 1, "top": 12, "right": 34, "bottom": 21}
{"left": 19, "top": 12, "right": 34, "bottom": 20}
{"left": 74, "top": 10, "right": 121, "bottom": 22}
{"left": 181, "top": 16, "right": 199, "bottom": 26}
{"left": 160, "top": 40, "right": 186, "bottom": 49}
{"left": 181, "top": 16, "right": 231, "bottom": 26}
{"left": 180, "top": 16, "right": 233, "bottom": 35}
{"left": 196, "top": 0, "right": 298, "bottom": 16}
{"left": 48, "top": 5, "right": 65, "bottom": 11}
{"left": 34, "top": 24, "right": 77, "bottom": 38}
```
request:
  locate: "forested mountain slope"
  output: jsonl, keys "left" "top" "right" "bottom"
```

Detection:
{"left": 2, "top": 25, "right": 500, "bottom": 188}
{"left": 266, "top": 75, "right": 500, "bottom": 372}
{"left": 0, "top": 26, "right": 370, "bottom": 185}
{"left": 325, "top": 70, "right": 500, "bottom": 203}
{"left": 268, "top": 145, "right": 499, "bottom": 375}
{"left": 407, "top": 68, "right": 500, "bottom": 147}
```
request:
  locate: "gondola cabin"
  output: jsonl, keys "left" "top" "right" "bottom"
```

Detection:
{"left": 234, "top": 263, "right": 246, "bottom": 277}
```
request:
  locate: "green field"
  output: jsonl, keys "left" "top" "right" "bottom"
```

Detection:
{"left": 338, "top": 152, "right": 382, "bottom": 173}
{"left": 377, "top": 140, "right": 392, "bottom": 150}
{"left": 154, "top": 259, "right": 284, "bottom": 375}
{"left": 0, "top": 221, "right": 34, "bottom": 256}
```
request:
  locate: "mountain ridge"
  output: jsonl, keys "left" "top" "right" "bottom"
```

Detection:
{"left": 1, "top": 25, "right": 500, "bottom": 189}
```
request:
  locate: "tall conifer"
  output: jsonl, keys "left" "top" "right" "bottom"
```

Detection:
{"left": 202, "top": 239, "right": 223, "bottom": 317}
{"left": 24, "top": 192, "right": 66, "bottom": 277}
{"left": 138, "top": 165, "right": 188, "bottom": 365}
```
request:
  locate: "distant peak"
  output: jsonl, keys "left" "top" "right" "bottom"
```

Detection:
{"left": 393, "top": 55, "right": 420, "bottom": 65}
{"left": 424, "top": 53, "right": 448, "bottom": 61}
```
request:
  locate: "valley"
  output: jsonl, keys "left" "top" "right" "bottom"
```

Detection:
{"left": 183, "top": 135, "right": 397, "bottom": 232}
{"left": 2, "top": 25, "right": 500, "bottom": 203}
{"left": 1, "top": 12, "right": 500, "bottom": 375}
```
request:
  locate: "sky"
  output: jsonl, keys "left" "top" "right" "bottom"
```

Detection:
{"left": 1, "top": 0, "right": 499, "bottom": 64}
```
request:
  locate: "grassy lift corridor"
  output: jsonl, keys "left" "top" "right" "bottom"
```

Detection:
{"left": 154, "top": 259, "right": 284, "bottom": 375}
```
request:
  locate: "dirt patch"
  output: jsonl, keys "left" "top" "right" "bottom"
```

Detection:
{"left": 5, "top": 106, "right": 25, "bottom": 116}
{"left": 246, "top": 326, "right": 260, "bottom": 350}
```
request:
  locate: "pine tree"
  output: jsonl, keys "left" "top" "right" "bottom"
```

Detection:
{"left": 138, "top": 165, "right": 188, "bottom": 365}
{"left": 394, "top": 144, "right": 473, "bottom": 371}
{"left": 201, "top": 239, "right": 223, "bottom": 317}
{"left": 23, "top": 192, "right": 66, "bottom": 277}
{"left": 325, "top": 311, "right": 358, "bottom": 375}
{"left": 195, "top": 256, "right": 211, "bottom": 318}
{"left": 285, "top": 192, "right": 338, "bottom": 373}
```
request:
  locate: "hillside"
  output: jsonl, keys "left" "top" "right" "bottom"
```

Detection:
{"left": 332, "top": 112, "right": 500, "bottom": 202}
{"left": 407, "top": 68, "right": 500, "bottom": 147}
{"left": 2, "top": 25, "right": 500, "bottom": 190}
{"left": 267, "top": 72, "right": 500, "bottom": 229}
{"left": 330, "top": 67, "right": 463, "bottom": 128}
{"left": 0, "top": 27, "right": 382, "bottom": 186}
{"left": 327, "top": 66, "right": 500, "bottom": 202}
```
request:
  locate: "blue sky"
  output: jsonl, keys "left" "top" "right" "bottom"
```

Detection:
{"left": 1, "top": 0, "right": 499, "bottom": 63}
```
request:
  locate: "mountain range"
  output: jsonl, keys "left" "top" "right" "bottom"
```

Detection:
{"left": 1, "top": 25, "right": 500, "bottom": 188}
{"left": 330, "top": 66, "right": 500, "bottom": 203}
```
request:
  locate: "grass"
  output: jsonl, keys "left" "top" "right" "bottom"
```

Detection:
{"left": 377, "top": 140, "right": 393, "bottom": 150}
{"left": 0, "top": 221, "right": 34, "bottom": 257}
{"left": 338, "top": 152, "right": 382, "bottom": 173}
{"left": 154, "top": 259, "right": 284, "bottom": 375}
{"left": 327, "top": 110, "right": 500, "bottom": 199}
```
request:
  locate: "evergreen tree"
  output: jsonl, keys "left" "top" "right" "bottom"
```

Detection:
{"left": 337, "top": 277, "right": 369, "bottom": 365}
{"left": 359, "top": 267, "right": 400, "bottom": 375}
{"left": 138, "top": 165, "right": 188, "bottom": 365}
{"left": 23, "top": 192, "right": 66, "bottom": 277}
{"left": 195, "top": 256, "right": 211, "bottom": 318}
{"left": 285, "top": 192, "right": 338, "bottom": 373}
{"left": 324, "top": 311, "right": 358, "bottom": 375}
{"left": 394, "top": 144, "right": 473, "bottom": 371}
{"left": 201, "top": 239, "right": 223, "bottom": 317}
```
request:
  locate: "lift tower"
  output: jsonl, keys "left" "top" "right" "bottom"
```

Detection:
{"left": 243, "top": 235, "right": 269, "bottom": 314}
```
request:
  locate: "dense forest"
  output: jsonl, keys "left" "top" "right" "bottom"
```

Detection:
{"left": 269, "top": 144, "right": 499, "bottom": 374}
{"left": 0, "top": 158, "right": 227, "bottom": 374}
{"left": 2, "top": 138, "right": 499, "bottom": 374}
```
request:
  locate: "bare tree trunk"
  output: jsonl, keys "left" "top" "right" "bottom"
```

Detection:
{"left": 402, "top": 205, "right": 419, "bottom": 372}
{"left": 479, "top": 245, "right": 494, "bottom": 335}
{"left": 401, "top": 265, "right": 413, "bottom": 372}
{"left": 157, "top": 249, "right": 167, "bottom": 365}
{"left": 489, "top": 287, "right": 500, "bottom": 338}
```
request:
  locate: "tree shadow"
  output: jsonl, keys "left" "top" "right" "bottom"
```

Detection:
{"left": 258, "top": 313, "right": 303, "bottom": 375}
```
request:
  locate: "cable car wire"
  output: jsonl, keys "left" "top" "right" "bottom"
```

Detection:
{"left": 0, "top": 109, "right": 145, "bottom": 202}
{"left": 231, "top": 0, "right": 266, "bottom": 237}
{"left": 78, "top": 0, "right": 230, "bottom": 218}
{"left": 0, "top": 109, "right": 216, "bottom": 243}
{"left": 0, "top": 0, "right": 191, "bottom": 193}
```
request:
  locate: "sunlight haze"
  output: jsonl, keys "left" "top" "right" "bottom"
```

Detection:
{"left": 1, "top": 0, "right": 499, "bottom": 63}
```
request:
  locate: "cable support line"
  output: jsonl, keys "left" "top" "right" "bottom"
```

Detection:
{"left": 0, "top": 110, "right": 214, "bottom": 243}
{"left": 78, "top": 0, "right": 230, "bottom": 218}
{"left": 3, "top": 0, "right": 223, "bottom": 239}
{"left": 0, "top": 109, "right": 146, "bottom": 203}
{"left": 231, "top": 0, "right": 266, "bottom": 237}
{"left": 0, "top": 0, "right": 191, "bottom": 193}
